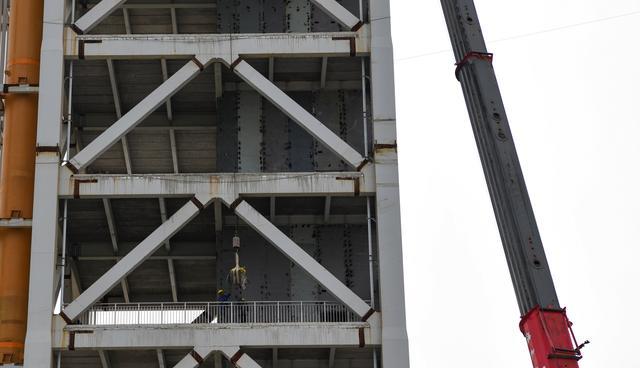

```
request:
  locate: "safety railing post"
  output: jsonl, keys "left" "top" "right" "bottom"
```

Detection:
{"left": 253, "top": 302, "right": 257, "bottom": 323}
{"left": 231, "top": 302, "right": 234, "bottom": 324}
{"left": 277, "top": 301, "right": 280, "bottom": 323}
{"left": 183, "top": 302, "right": 186, "bottom": 323}
{"left": 160, "top": 303, "right": 163, "bottom": 324}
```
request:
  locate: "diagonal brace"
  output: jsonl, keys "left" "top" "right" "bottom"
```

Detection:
{"left": 230, "top": 199, "right": 372, "bottom": 318}
{"left": 310, "top": 0, "right": 362, "bottom": 30}
{"left": 73, "top": 0, "right": 127, "bottom": 34}
{"left": 173, "top": 346, "right": 262, "bottom": 368}
{"left": 61, "top": 194, "right": 215, "bottom": 322}
{"left": 67, "top": 57, "right": 212, "bottom": 173}
{"left": 232, "top": 60, "right": 366, "bottom": 169}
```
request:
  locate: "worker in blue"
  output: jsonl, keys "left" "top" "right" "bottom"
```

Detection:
{"left": 216, "top": 289, "right": 230, "bottom": 302}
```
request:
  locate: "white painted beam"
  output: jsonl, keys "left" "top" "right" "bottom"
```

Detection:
{"left": 61, "top": 194, "right": 215, "bottom": 322}
{"left": 60, "top": 171, "right": 372, "bottom": 198}
{"left": 231, "top": 200, "right": 372, "bottom": 318}
{"left": 169, "top": 128, "right": 179, "bottom": 174}
{"left": 159, "top": 198, "right": 171, "bottom": 251}
{"left": 161, "top": 59, "right": 173, "bottom": 121}
{"left": 106, "top": 58, "right": 133, "bottom": 174}
{"left": 167, "top": 259, "right": 178, "bottom": 302}
{"left": 174, "top": 346, "right": 214, "bottom": 368}
{"left": 233, "top": 60, "right": 366, "bottom": 169}
{"left": 67, "top": 57, "right": 211, "bottom": 173}
{"left": 102, "top": 198, "right": 119, "bottom": 253}
{"left": 66, "top": 31, "right": 367, "bottom": 60}
{"left": 98, "top": 350, "right": 111, "bottom": 368}
{"left": 120, "top": 278, "right": 131, "bottom": 303}
{"left": 122, "top": 8, "right": 131, "bottom": 34}
{"left": 329, "top": 347, "right": 336, "bottom": 368}
{"left": 24, "top": 3, "right": 66, "bottom": 365}
{"left": 219, "top": 347, "right": 263, "bottom": 368}
{"left": 369, "top": 0, "right": 411, "bottom": 366}
{"left": 58, "top": 322, "right": 379, "bottom": 349}
{"left": 310, "top": 0, "right": 362, "bottom": 30}
{"left": 73, "top": 0, "right": 127, "bottom": 34}
{"left": 157, "top": 349, "right": 166, "bottom": 368}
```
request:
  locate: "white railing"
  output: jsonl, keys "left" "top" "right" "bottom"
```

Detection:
{"left": 75, "top": 301, "right": 362, "bottom": 326}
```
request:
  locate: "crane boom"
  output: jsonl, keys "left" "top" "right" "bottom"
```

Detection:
{"left": 440, "top": 1, "right": 586, "bottom": 367}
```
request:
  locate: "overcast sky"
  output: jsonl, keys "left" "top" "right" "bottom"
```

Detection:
{"left": 391, "top": 1, "right": 640, "bottom": 367}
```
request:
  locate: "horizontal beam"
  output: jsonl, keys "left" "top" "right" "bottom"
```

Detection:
{"left": 61, "top": 194, "right": 215, "bottom": 322}
{"left": 64, "top": 30, "right": 369, "bottom": 60}
{"left": 60, "top": 171, "right": 373, "bottom": 198}
{"left": 56, "top": 322, "right": 379, "bottom": 349}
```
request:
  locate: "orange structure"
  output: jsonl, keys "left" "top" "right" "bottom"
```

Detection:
{"left": 0, "top": 0, "right": 43, "bottom": 364}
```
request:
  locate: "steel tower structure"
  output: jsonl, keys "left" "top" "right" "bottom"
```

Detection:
{"left": 0, "top": 0, "right": 409, "bottom": 367}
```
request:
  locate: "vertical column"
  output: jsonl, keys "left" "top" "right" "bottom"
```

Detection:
{"left": 23, "top": 0, "right": 66, "bottom": 366}
{"left": 369, "top": 0, "right": 410, "bottom": 366}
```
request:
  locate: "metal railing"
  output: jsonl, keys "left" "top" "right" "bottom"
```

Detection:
{"left": 75, "top": 301, "right": 361, "bottom": 326}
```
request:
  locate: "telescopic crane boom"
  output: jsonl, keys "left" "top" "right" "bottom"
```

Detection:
{"left": 440, "top": 1, "right": 587, "bottom": 367}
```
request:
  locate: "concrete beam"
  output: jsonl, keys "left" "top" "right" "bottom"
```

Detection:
{"left": 59, "top": 171, "right": 373, "bottom": 198}
{"left": 157, "top": 349, "right": 166, "bottom": 368}
{"left": 161, "top": 59, "right": 174, "bottom": 121}
{"left": 219, "top": 347, "right": 262, "bottom": 368}
{"left": 67, "top": 57, "right": 212, "bottom": 173}
{"left": 233, "top": 60, "right": 366, "bottom": 169}
{"left": 57, "top": 322, "right": 379, "bottom": 349}
{"left": 65, "top": 31, "right": 368, "bottom": 60}
{"left": 174, "top": 346, "right": 214, "bottom": 368}
{"left": 61, "top": 194, "right": 215, "bottom": 322}
{"left": 98, "top": 350, "right": 111, "bottom": 368}
{"left": 102, "top": 198, "right": 119, "bottom": 253}
{"left": 329, "top": 347, "right": 336, "bottom": 368}
{"left": 24, "top": 0, "right": 66, "bottom": 365}
{"left": 369, "top": 0, "right": 411, "bottom": 366}
{"left": 310, "top": 0, "right": 361, "bottom": 30}
{"left": 231, "top": 200, "right": 372, "bottom": 318}
{"left": 73, "top": 0, "right": 126, "bottom": 34}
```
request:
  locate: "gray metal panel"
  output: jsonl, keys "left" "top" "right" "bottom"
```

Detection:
{"left": 216, "top": 92, "right": 239, "bottom": 172}
{"left": 237, "top": 91, "right": 263, "bottom": 173}
{"left": 287, "top": 92, "right": 315, "bottom": 171}
{"left": 262, "top": 96, "right": 290, "bottom": 172}
{"left": 286, "top": 0, "right": 311, "bottom": 32}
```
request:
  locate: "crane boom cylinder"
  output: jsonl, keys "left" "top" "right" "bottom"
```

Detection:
{"left": 440, "top": 0, "right": 585, "bottom": 366}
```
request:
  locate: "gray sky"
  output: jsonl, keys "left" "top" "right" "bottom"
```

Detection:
{"left": 391, "top": 1, "right": 640, "bottom": 367}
